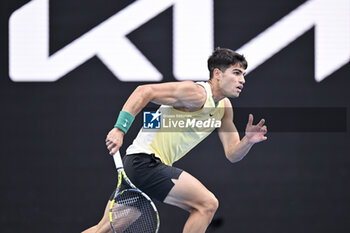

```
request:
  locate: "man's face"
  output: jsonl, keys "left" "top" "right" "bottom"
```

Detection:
{"left": 218, "top": 64, "right": 246, "bottom": 98}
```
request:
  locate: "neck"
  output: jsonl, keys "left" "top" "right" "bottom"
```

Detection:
{"left": 208, "top": 80, "right": 225, "bottom": 104}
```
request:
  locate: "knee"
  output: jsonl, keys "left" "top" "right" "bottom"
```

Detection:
{"left": 207, "top": 195, "right": 219, "bottom": 213}
{"left": 200, "top": 194, "right": 219, "bottom": 216}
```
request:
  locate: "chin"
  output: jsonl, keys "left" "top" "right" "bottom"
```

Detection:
{"left": 225, "top": 90, "right": 240, "bottom": 98}
{"left": 228, "top": 93, "right": 239, "bottom": 98}
{"left": 233, "top": 91, "right": 240, "bottom": 97}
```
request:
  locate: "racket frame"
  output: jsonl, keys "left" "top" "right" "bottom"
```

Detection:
{"left": 109, "top": 152, "right": 160, "bottom": 233}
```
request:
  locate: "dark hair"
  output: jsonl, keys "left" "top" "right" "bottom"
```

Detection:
{"left": 207, "top": 47, "right": 247, "bottom": 79}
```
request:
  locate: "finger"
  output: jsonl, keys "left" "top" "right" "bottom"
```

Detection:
{"left": 106, "top": 140, "right": 113, "bottom": 146}
{"left": 260, "top": 125, "right": 267, "bottom": 132}
{"left": 257, "top": 118, "right": 265, "bottom": 127}
{"left": 262, "top": 136, "right": 267, "bottom": 141}
{"left": 247, "top": 114, "right": 253, "bottom": 126}
{"left": 107, "top": 143, "right": 116, "bottom": 151}
{"left": 110, "top": 146, "right": 120, "bottom": 155}
{"left": 109, "top": 146, "right": 115, "bottom": 155}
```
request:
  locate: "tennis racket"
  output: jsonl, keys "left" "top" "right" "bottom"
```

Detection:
{"left": 109, "top": 151, "right": 160, "bottom": 233}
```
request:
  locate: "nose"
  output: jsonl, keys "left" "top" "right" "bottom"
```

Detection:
{"left": 240, "top": 75, "right": 245, "bottom": 84}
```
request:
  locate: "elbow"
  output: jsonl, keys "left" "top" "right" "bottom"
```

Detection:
{"left": 135, "top": 85, "right": 153, "bottom": 101}
{"left": 224, "top": 144, "right": 242, "bottom": 163}
{"left": 226, "top": 152, "right": 243, "bottom": 163}
{"left": 227, "top": 157, "right": 241, "bottom": 164}
{"left": 225, "top": 152, "right": 234, "bottom": 163}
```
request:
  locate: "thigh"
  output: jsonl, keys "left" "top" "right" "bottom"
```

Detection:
{"left": 163, "top": 171, "right": 217, "bottom": 212}
{"left": 123, "top": 153, "right": 183, "bottom": 202}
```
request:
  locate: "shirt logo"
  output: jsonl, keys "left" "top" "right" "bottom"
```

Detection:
{"left": 143, "top": 110, "right": 161, "bottom": 129}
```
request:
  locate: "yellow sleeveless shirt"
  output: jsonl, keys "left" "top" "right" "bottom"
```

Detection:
{"left": 126, "top": 82, "right": 225, "bottom": 166}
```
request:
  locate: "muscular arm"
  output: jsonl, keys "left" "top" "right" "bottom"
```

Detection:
{"left": 106, "top": 81, "right": 207, "bottom": 154}
{"left": 218, "top": 99, "right": 267, "bottom": 163}
{"left": 121, "top": 81, "right": 206, "bottom": 116}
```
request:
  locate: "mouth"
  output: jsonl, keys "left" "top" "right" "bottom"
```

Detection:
{"left": 236, "top": 85, "right": 243, "bottom": 93}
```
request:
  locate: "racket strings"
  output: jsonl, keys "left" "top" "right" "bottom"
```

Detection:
{"left": 111, "top": 191, "right": 158, "bottom": 233}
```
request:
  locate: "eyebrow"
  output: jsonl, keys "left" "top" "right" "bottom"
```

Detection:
{"left": 233, "top": 69, "right": 246, "bottom": 76}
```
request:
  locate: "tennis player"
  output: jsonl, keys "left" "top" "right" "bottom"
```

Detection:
{"left": 83, "top": 48, "right": 267, "bottom": 233}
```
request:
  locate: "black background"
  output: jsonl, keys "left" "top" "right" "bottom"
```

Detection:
{"left": 1, "top": 0, "right": 349, "bottom": 232}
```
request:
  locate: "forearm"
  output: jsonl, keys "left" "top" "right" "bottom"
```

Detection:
{"left": 226, "top": 136, "right": 254, "bottom": 163}
{"left": 107, "top": 86, "right": 152, "bottom": 153}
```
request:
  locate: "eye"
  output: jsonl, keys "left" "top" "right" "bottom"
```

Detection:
{"left": 233, "top": 71, "right": 240, "bottom": 75}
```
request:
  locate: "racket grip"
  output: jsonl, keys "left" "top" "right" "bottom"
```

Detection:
{"left": 113, "top": 151, "right": 124, "bottom": 169}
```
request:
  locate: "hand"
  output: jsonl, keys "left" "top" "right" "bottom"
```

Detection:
{"left": 245, "top": 114, "right": 267, "bottom": 144}
{"left": 105, "top": 128, "right": 125, "bottom": 155}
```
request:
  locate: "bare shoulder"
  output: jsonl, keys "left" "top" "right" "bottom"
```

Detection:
{"left": 147, "top": 81, "right": 206, "bottom": 109}
{"left": 223, "top": 98, "right": 233, "bottom": 108}
{"left": 179, "top": 81, "right": 206, "bottom": 96}
{"left": 222, "top": 98, "right": 234, "bottom": 120}
{"left": 174, "top": 81, "right": 207, "bottom": 108}
{"left": 151, "top": 80, "right": 204, "bottom": 94}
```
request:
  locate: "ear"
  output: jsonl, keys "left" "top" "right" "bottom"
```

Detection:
{"left": 213, "top": 68, "right": 222, "bottom": 81}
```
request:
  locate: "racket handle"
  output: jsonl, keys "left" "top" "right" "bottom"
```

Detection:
{"left": 113, "top": 151, "right": 124, "bottom": 169}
